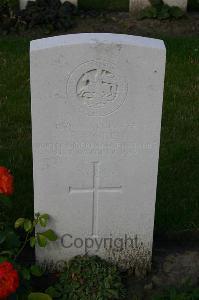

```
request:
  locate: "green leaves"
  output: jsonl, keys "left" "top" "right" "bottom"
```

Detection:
{"left": 38, "top": 214, "right": 49, "bottom": 227}
{"left": 28, "top": 293, "right": 52, "bottom": 300}
{"left": 24, "top": 219, "right": 32, "bottom": 232}
{"left": 36, "top": 230, "right": 57, "bottom": 247}
{"left": 30, "top": 237, "right": 36, "bottom": 248}
{"left": 0, "top": 231, "right": 7, "bottom": 244}
{"left": 14, "top": 218, "right": 25, "bottom": 229}
{"left": 14, "top": 213, "right": 57, "bottom": 250}
{"left": 15, "top": 218, "right": 32, "bottom": 232}
{"left": 169, "top": 6, "right": 185, "bottom": 18}
{"left": 45, "top": 286, "right": 62, "bottom": 298}
{"left": 30, "top": 265, "right": 43, "bottom": 277}
{"left": 45, "top": 255, "right": 126, "bottom": 299}
{"left": 37, "top": 233, "right": 47, "bottom": 248}
{"left": 138, "top": 3, "right": 185, "bottom": 20}
{"left": 42, "top": 230, "right": 57, "bottom": 241}
{"left": 0, "top": 229, "right": 20, "bottom": 249}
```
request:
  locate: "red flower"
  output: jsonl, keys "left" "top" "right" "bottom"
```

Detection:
{"left": 0, "top": 261, "right": 19, "bottom": 299}
{"left": 0, "top": 167, "right": 14, "bottom": 196}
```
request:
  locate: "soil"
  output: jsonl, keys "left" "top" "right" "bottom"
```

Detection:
{"left": 125, "top": 232, "right": 199, "bottom": 299}
{"left": 9, "top": 11, "right": 199, "bottom": 39}
{"left": 69, "top": 12, "right": 199, "bottom": 38}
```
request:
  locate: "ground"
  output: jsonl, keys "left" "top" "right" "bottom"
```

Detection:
{"left": 0, "top": 12, "right": 198, "bottom": 299}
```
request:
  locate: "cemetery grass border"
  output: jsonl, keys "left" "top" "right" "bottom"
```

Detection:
{"left": 0, "top": 36, "right": 198, "bottom": 236}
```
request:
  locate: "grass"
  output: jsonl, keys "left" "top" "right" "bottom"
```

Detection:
{"left": 153, "top": 287, "right": 199, "bottom": 299}
{"left": 0, "top": 36, "right": 198, "bottom": 233}
{"left": 79, "top": 0, "right": 129, "bottom": 11}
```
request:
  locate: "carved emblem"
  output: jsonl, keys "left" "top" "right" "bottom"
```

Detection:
{"left": 77, "top": 69, "right": 118, "bottom": 108}
{"left": 67, "top": 61, "right": 127, "bottom": 116}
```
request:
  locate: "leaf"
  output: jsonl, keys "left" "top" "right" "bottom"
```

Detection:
{"left": 157, "top": 5, "right": 170, "bottom": 19}
{"left": 30, "top": 265, "right": 43, "bottom": 277}
{"left": 24, "top": 219, "right": 32, "bottom": 232}
{"left": 108, "top": 289, "right": 119, "bottom": 299}
{"left": 169, "top": 6, "right": 184, "bottom": 18}
{"left": 42, "top": 229, "right": 57, "bottom": 241}
{"left": 3, "top": 230, "right": 20, "bottom": 249}
{"left": 39, "top": 214, "right": 49, "bottom": 227}
{"left": 21, "top": 268, "right": 31, "bottom": 280}
{"left": 30, "top": 236, "right": 36, "bottom": 248}
{"left": 0, "top": 256, "right": 7, "bottom": 263}
{"left": 15, "top": 218, "right": 25, "bottom": 229}
{"left": 0, "top": 231, "right": 7, "bottom": 244}
{"left": 28, "top": 293, "right": 52, "bottom": 300}
{"left": 45, "top": 286, "right": 62, "bottom": 298}
{"left": 37, "top": 233, "right": 47, "bottom": 247}
{"left": 0, "top": 196, "right": 12, "bottom": 206}
{"left": 138, "top": 6, "right": 157, "bottom": 19}
{"left": 0, "top": 251, "right": 13, "bottom": 257}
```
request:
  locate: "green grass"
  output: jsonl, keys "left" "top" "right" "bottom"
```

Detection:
{"left": 79, "top": 0, "right": 129, "bottom": 11}
{"left": 153, "top": 287, "right": 199, "bottom": 299}
{"left": 0, "top": 36, "right": 198, "bottom": 233}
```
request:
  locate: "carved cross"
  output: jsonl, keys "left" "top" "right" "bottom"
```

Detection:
{"left": 69, "top": 162, "right": 122, "bottom": 236}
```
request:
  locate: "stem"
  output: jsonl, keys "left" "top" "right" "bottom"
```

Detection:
{"left": 14, "top": 216, "right": 39, "bottom": 261}
{"left": 14, "top": 232, "right": 30, "bottom": 262}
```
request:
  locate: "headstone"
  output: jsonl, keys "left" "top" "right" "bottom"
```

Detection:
{"left": 30, "top": 33, "right": 166, "bottom": 271}
{"left": 130, "top": 0, "right": 187, "bottom": 13}
{"left": 20, "top": 0, "right": 77, "bottom": 10}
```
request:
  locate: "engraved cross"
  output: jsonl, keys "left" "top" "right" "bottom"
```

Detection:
{"left": 69, "top": 162, "right": 122, "bottom": 237}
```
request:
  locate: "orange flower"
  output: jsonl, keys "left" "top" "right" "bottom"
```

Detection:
{"left": 0, "top": 167, "right": 14, "bottom": 196}
{"left": 0, "top": 261, "right": 19, "bottom": 299}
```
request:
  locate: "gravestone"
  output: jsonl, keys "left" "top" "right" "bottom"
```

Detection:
{"left": 30, "top": 33, "right": 166, "bottom": 271}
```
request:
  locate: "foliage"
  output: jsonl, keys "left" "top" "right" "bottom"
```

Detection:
{"left": 20, "top": 0, "right": 77, "bottom": 30}
{"left": 0, "top": 0, "right": 19, "bottom": 10}
{"left": 188, "top": 0, "right": 199, "bottom": 11}
{"left": 138, "top": 0, "right": 185, "bottom": 20}
{"left": 15, "top": 213, "right": 57, "bottom": 250}
{"left": 0, "top": 169, "right": 57, "bottom": 298}
{"left": 46, "top": 255, "right": 126, "bottom": 300}
{"left": 0, "top": 0, "right": 76, "bottom": 33}
{"left": 0, "top": 0, "right": 21, "bottom": 33}
{"left": 153, "top": 287, "right": 199, "bottom": 299}
{"left": 28, "top": 292, "right": 53, "bottom": 300}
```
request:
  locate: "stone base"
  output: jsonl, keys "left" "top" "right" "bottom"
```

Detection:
{"left": 19, "top": 0, "right": 77, "bottom": 10}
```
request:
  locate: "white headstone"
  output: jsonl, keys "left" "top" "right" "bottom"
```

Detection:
{"left": 130, "top": 0, "right": 187, "bottom": 13}
{"left": 31, "top": 33, "right": 166, "bottom": 271}
{"left": 20, "top": 0, "right": 77, "bottom": 10}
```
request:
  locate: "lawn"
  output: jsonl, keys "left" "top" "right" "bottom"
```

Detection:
{"left": 0, "top": 36, "right": 198, "bottom": 234}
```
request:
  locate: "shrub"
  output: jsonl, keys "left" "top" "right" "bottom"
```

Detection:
{"left": 46, "top": 255, "right": 126, "bottom": 300}
{"left": 0, "top": 166, "right": 57, "bottom": 299}
{"left": 138, "top": 0, "right": 185, "bottom": 19}
{"left": 0, "top": 0, "right": 77, "bottom": 33}
{"left": 20, "top": 0, "right": 77, "bottom": 30}
{"left": 188, "top": 0, "right": 199, "bottom": 11}
{"left": 0, "top": 0, "right": 21, "bottom": 33}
